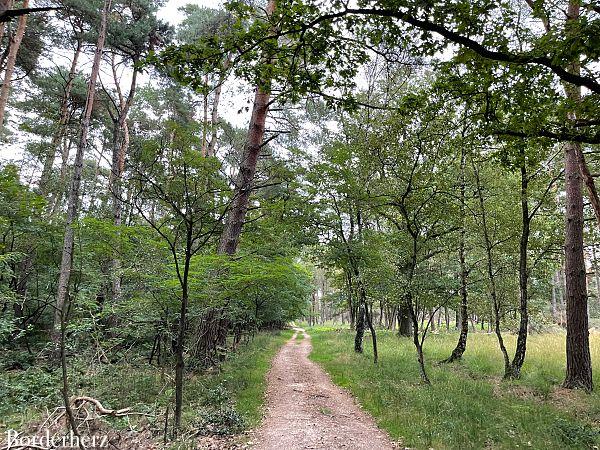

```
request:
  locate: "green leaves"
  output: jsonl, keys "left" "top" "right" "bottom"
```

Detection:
{"left": 186, "top": 253, "right": 312, "bottom": 326}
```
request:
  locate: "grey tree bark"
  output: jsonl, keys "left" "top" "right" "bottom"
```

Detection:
{"left": 444, "top": 146, "right": 469, "bottom": 362}
{"left": 52, "top": 0, "right": 112, "bottom": 342}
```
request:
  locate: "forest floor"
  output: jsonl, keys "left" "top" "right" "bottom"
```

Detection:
{"left": 0, "top": 330, "right": 294, "bottom": 450}
{"left": 251, "top": 328, "right": 397, "bottom": 449}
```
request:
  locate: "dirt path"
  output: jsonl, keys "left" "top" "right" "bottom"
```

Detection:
{"left": 252, "top": 328, "right": 396, "bottom": 450}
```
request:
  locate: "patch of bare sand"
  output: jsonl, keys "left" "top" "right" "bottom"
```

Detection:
{"left": 251, "top": 329, "right": 397, "bottom": 450}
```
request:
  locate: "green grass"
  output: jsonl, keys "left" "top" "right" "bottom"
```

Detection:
{"left": 308, "top": 328, "right": 600, "bottom": 450}
{"left": 0, "top": 329, "right": 293, "bottom": 436}
{"left": 210, "top": 329, "right": 294, "bottom": 426}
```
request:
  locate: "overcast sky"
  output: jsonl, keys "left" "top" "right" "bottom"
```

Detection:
{"left": 159, "top": 0, "right": 224, "bottom": 25}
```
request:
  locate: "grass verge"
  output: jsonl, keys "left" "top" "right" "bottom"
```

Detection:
{"left": 308, "top": 328, "right": 600, "bottom": 449}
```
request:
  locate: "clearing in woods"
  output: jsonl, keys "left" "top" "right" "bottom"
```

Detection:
{"left": 252, "top": 328, "right": 395, "bottom": 449}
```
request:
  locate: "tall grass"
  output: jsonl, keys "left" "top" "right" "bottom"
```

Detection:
{"left": 309, "top": 328, "right": 600, "bottom": 449}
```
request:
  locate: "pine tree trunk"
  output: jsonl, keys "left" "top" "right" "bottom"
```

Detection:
{"left": 0, "top": 0, "right": 28, "bottom": 129}
{"left": 51, "top": 0, "right": 112, "bottom": 342}
{"left": 563, "top": 139, "right": 592, "bottom": 390}
{"left": 218, "top": 0, "right": 276, "bottom": 255}
{"left": 218, "top": 85, "right": 270, "bottom": 254}
{"left": 562, "top": 0, "right": 593, "bottom": 391}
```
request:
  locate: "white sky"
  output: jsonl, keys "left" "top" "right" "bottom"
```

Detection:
{"left": 158, "top": 0, "right": 225, "bottom": 25}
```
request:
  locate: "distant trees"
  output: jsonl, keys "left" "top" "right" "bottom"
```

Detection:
{"left": 305, "top": 132, "right": 381, "bottom": 361}
{"left": 299, "top": 64, "right": 567, "bottom": 384}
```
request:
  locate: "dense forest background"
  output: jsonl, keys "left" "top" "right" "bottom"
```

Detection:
{"left": 0, "top": 0, "right": 599, "bottom": 448}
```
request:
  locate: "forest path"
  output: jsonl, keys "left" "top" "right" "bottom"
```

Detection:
{"left": 251, "top": 328, "right": 396, "bottom": 449}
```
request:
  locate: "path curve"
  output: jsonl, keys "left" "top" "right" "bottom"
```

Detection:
{"left": 252, "top": 328, "right": 395, "bottom": 449}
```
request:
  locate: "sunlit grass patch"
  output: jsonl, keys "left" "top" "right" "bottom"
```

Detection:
{"left": 309, "top": 329, "right": 600, "bottom": 449}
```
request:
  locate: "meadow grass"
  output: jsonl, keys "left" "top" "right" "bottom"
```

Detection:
{"left": 308, "top": 327, "right": 600, "bottom": 450}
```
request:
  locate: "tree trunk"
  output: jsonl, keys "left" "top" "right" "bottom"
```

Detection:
{"left": 562, "top": 0, "right": 593, "bottom": 391}
{"left": 563, "top": 140, "right": 592, "bottom": 390}
{"left": 508, "top": 160, "right": 530, "bottom": 379}
{"left": 406, "top": 291, "right": 430, "bottom": 384}
{"left": 218, "top": 0, "right": 276, "bottom": 255}
{"left": 51, "top": 0, "right": 111, "bottom": 342}
{"left": 354, "top": 300, "right": 365, "bottom": 353}
{"left": 397, "top": 304, "right": 411, "bottom": 337}
{"left": 444, "top": 146, "right": 469, "bottom": 362}
{"left": 364, "top": 301, "right": 378, "bottom": 363}
{"left": 174, "top": 230, "right": 192, "bottom": 434}
{"left": 206, "top": 83, "right": 221, "bottom": 156}
{"left": 0, "top": 0, "right": 28, "bottom": 129}
{"left": 355, "top": 278, "right": 377, "bottom": 363}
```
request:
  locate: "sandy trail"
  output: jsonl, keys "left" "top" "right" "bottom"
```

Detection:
{"left": 252, "top": 328, "right": 395, "bottom": 450}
